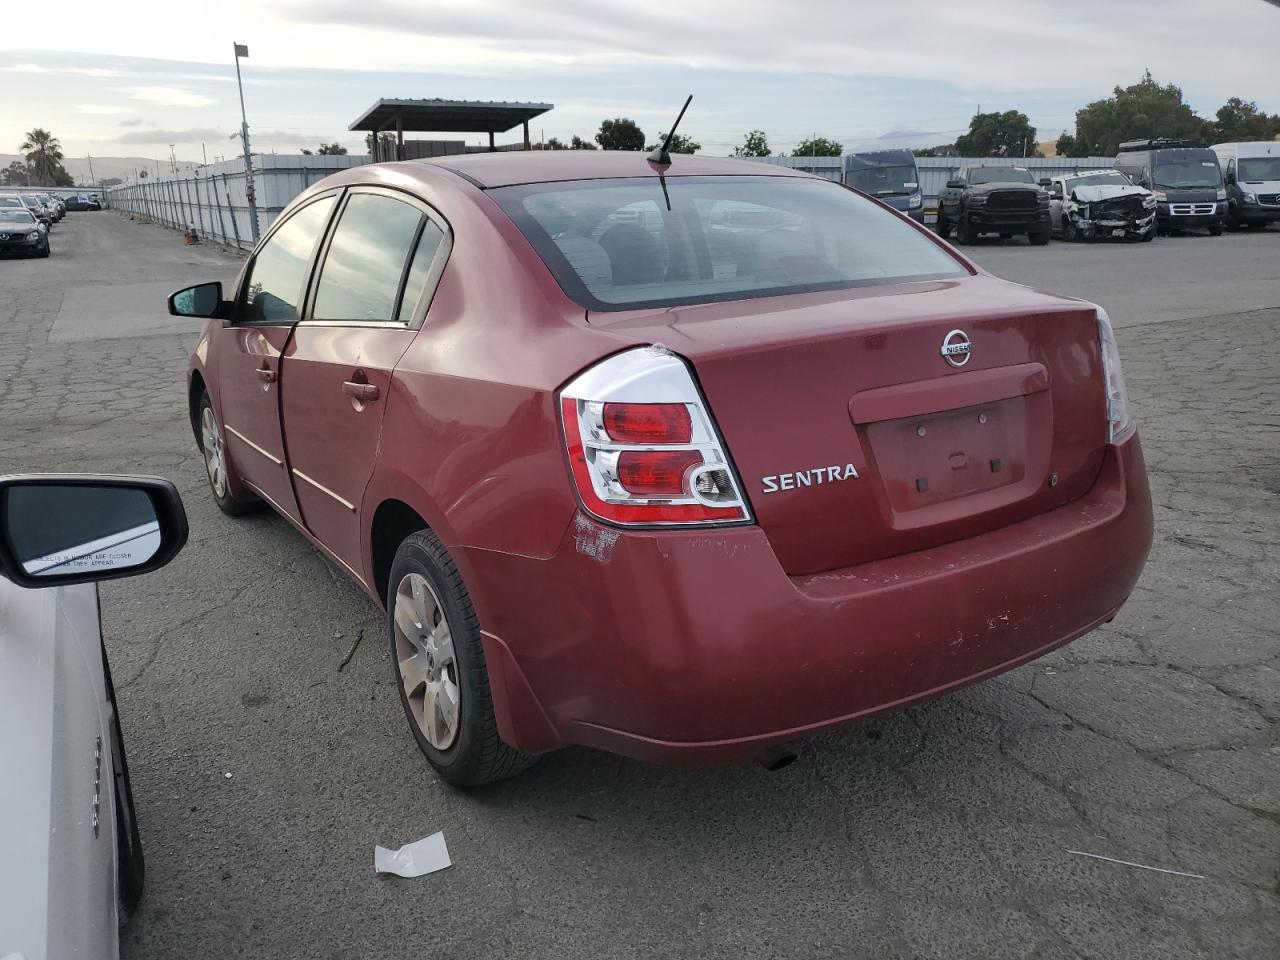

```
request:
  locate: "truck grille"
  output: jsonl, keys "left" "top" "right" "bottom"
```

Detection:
{"left": 1167, "top": 203, "right": 1216, "bottom": 216}
{"left": 1258, "top": 194, "right": 1280, "bottom": 206}
{"left": 985, "top": 190, "right": 1037, "bottom": 212}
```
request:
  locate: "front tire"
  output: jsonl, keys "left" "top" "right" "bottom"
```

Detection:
{"left": 1029, "top": 228, "right": 1051, "bottom": 246}
{"left": 388, "top": 530, "right": 535, "bottom": 787}
{"left": 197, "top": 392, "right": 260, "bottom": 516}
{"left": 935, "top": 213, "right": 949, "bottom": 239}
{"left": 955, "top": 217, "right": 975, "bottom": 244}
{"left": 1207, "top": 222, "right": 1224, "bottom": 237}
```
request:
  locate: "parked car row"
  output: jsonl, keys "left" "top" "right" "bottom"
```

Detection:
{"left": 0, "top": 190, "right": 100, "bottom": 259}
{"left": 844, "top": 139, "right": 1280, "bottom": 244}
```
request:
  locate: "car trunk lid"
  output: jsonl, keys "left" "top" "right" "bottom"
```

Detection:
{"left": 589, "top": 276, "right": 1108, "bottom": 576}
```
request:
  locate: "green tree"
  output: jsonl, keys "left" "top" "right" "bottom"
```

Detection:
{"left": 533, "top": 136, "right": 569, "bottom": 150}
{"left": 569, "top": 135, "right": 597, "bottom": 150}
{"left": 953, "top": 111, "right": 1038, "bottom": 157}
{"left": 1212, "top": 97, "right": 1280, "bottom": 142}
{"left": 1070, "top": 71, "right": 1211, "bottom": 156}
{"left": 317, "top": 142, "right": 347, "bottom": 155}
{"left": 20, "top": 128, "right": 68, "bottom": 186}
{"left": 596, "top": 118, "right": 645, "bottom": 151}
{"left": 644, "top": 133, "right": 701, "bottom": 154}
{"left": 1054, "top": 131, "right": 1078, "bottom": 157}
{"left": 734, "top": 130, "right": 771, "bottom": 157}
{"left": 1, "top": 160, "right": 28, "bottom": 186}
{"left": 793, "top": 136, "right": 843, "bottom": 157}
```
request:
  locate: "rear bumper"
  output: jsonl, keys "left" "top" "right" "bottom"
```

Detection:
{"left": 468, "top": 433, "right": 1153, "bottom": 765}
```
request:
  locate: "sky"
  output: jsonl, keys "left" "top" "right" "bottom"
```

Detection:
{"left": 2, "top": 0, "right": 1278, "bottom": 166}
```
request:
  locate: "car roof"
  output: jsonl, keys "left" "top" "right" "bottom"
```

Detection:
{"left": 412, "top": 151, "right": 811, "bottom": 189}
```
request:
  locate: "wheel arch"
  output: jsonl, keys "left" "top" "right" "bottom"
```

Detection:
{"left": 188, "top": 368, "right": 206, "bottom": 446}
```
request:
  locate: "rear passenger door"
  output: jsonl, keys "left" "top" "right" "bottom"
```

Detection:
{"left": 280, "top": 187, "right": 449, "bottom": 585}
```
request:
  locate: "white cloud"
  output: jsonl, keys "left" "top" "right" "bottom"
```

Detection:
{"left": 77, "top": 104, "right": 133, "bottom": 115}
{"left": 127, "top": 86, "right": 216, "bottom": 108}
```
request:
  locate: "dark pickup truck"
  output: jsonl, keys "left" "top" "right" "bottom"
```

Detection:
{"left": 936, "top": 165, "right": 1052, "bottom": 245}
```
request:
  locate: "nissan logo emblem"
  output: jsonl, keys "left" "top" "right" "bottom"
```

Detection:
{"left": 941, "top": 329, "right": 972, "bottom": 367}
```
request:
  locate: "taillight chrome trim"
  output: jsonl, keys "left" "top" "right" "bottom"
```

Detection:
{"left": 559, "top": 347, "right": 754, "bottom": 528}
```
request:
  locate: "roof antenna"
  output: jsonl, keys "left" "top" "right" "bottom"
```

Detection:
{"left": 648, "top": 94, "right": 692, "bottom": 166}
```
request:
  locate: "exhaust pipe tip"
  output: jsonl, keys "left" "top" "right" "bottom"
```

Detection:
{"left": 757, "top": 744, "right": 800, "bottom": 772}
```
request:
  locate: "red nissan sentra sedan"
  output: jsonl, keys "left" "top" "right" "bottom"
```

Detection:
{"left": 175, "top": 153, "right": 1152, "bottom": 786}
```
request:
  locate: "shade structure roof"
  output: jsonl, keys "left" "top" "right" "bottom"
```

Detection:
{"left": 348, "top": 98, "right": 553, "bottom": 134}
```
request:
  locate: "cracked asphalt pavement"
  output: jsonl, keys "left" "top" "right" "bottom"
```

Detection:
{"left": 1, "top": 214, "right": 1276, "bottom": 959}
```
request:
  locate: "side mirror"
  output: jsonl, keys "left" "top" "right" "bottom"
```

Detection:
{"left": 168, "top": 281, "right": 225, "bottom": 319}
{"left": 1038, "top": 178, "right": 1052, "bottom": 187}
{"left": 0, "top": 475, "right": 188, "bottom": 589}
{"left": 1225, "top": 170, "right": 1236, "bottom": 184}
{"left": 945, "top": 178, "right": 964, "bottom": 189}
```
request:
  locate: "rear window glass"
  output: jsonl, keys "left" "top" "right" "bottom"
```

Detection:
{"left": 491, "top": 176, "right": 966, "bottom": 312}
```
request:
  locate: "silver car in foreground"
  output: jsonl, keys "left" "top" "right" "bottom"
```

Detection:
{"left": 0, "top": 475, "right": 187, "bottom": 960}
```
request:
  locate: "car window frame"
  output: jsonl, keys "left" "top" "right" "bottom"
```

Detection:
{"left": 300, "top": 184, "right": 453, "bottom": 332}
{"left": 231, "top": 189, "right": 342, "bottom": 328}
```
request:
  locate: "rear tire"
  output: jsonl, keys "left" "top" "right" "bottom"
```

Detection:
{"left": 388, "top": 530, "right": 536, "bottom": 787}
{"left": 197, "top": 392, "right": 260, "bottom": 516}
{"left": 935, "top": 213, "right": 949, "bottom": 239}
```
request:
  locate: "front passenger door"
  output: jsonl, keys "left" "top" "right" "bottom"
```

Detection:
{"left": 280, "top": 188, "right": 449, "bottom": 584}
{"left": 216, "top": 194, "right": 337, "bottom": 522}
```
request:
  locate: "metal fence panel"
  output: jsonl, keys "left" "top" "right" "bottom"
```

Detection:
{"left": 104, "top": 154, "right": 371, "bottom": 249}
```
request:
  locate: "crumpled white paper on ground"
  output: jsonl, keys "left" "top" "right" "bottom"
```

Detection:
{"left": 374, "top": 832, "right": 452, "bottom": 878}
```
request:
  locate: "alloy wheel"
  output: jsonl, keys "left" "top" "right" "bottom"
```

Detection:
{"left": 393, "top": 572, "right": 461, "bottom": 750}
{"left": 200, "top": 405, "right": 227, "bottom": 498}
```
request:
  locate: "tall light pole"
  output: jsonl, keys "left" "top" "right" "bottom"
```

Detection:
{"left": 233, "top": 42, "right": 260, "bottom": 242}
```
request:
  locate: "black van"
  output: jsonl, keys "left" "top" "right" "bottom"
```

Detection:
{"left": 1114, "top": 139, "right": 1226, "bottom": 236}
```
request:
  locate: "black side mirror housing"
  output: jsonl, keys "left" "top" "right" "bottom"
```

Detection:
{"left": 945, "top": 178, "right": 964, "bottom": 189}
{"left": 0, "top": 475, "right": 188, "bottom": 589}
{"left": 1225, "top": 170, "right": 1236, "bottom": 185}
{"left": 1037, "top": 178, "right": 1052, "bottom": 187}
{"left": 168, "top": 281, "right": 227, "bottom": 320}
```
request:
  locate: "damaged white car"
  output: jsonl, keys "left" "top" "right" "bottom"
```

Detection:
{"left": 1047, "top": 170, "right": 1157, "bottom": 242}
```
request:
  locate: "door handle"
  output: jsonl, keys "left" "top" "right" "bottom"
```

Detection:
{"left": 342, "top": 380, "right": 379, "bottom": 402}
{"left": 255, "top": 367, "right": 277, "bottom": 384}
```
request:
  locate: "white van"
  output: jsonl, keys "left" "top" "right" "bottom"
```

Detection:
{"left": 1212, "top": 141, "right": 1280, "bottom": 231}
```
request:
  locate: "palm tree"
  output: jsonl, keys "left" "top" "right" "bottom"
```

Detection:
{"left": 20, "top": 128, "right": 65, "bottom": 186}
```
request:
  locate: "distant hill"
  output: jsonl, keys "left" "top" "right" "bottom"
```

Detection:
{"left": 0, "top": 154, "right": 167, "bottom": 185}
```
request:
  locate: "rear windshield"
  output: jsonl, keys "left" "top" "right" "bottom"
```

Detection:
{"left": 491, "top": 176, "right": 966, "bottom": 311}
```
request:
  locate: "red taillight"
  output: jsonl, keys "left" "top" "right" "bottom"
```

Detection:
{"left": 602, "top": 403, "right": 692, "bottom": 444}
{"left": 558, "top": 348, "right": 751, "bottom": 527}
{"left": 616, "top": 450, "right": 702, "bottom": 496}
